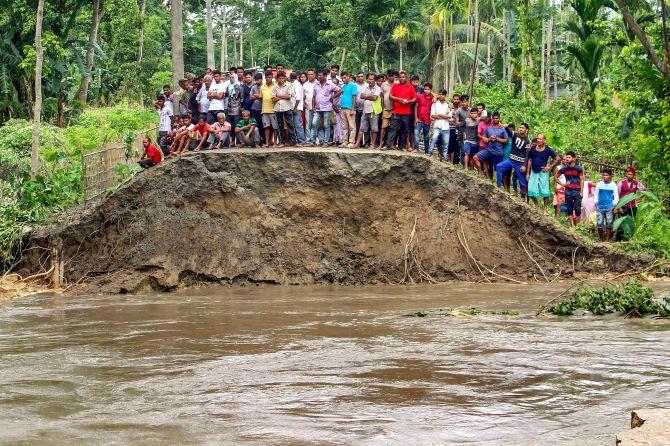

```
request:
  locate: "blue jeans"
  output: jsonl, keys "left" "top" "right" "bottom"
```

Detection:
{"left": 597, "top": 209, "right": 615, "bottom": 229}
{"left": 414, "top": 121, "right": 431, "bottom": 153}
{"left": 428, "top": 127, "right": 450, "bottom": 159}
{"left": 293, "top": 110, "right": 306, "bottom": 144}
{"left": 305, "top": 109, "right": 314, "bottom": 143}
{"left": 311, "top": 111, "right": 331, "bottom": 145}
{"left": 496, "top": 159, "right": 527, "bottom": 189}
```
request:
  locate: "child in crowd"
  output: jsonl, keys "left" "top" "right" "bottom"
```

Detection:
{"left": 553, "top": 158, "right": 567, "bottom": 217}
{"left": 138, "top": 137, "right": 161, "bottom": 168}
{"left": 594, "top": 168, "right": 620, "bottom": 241}
{"left": 555, "top": 151, "right": 584, "bottom": 226}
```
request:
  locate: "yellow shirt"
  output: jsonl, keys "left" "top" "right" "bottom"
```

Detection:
{"left": 261, "top": 83, "right": 275, "bottom": 114}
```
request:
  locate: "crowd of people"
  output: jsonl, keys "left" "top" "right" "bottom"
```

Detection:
{"left": 138, "top": 63, "right": 646, "bottom": 242}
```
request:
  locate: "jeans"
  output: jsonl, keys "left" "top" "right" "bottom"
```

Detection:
{"left": 597, "top": 209, "right": 615, "bottom": 229}
{"left": 414, "top": 121, "right": 431, "bottom": 153}
{"left": 275, "top": 110, "right": 297, "bottom": 145}
{"left": 251, "top": 109, "right": 264, "bottom": 145}
{"left": 496, "top": 159, "right": 527, "bottom": 188}
{"left": 386, "top": 114, "right": 412, "bottom": 149}
{"left": 305, "top": 109, "right": 314, "bottom": 142}
{"left": 428, "top": 127, "right": 450, "bottom": 159}
{"left": 293, "top": 110, "right": 306, "bottom": 144}
{"left": 311, "top": 111, "right": 331, "bottom": 145}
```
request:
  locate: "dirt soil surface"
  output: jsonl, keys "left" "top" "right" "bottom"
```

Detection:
{"left": 20, "top": 148, "right": 649, "bottom": 293}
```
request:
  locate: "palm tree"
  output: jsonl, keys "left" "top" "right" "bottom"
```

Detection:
{"left": 378, "top": 0, "right": 423, "bottom": 71}
{"left": 428, "top": 0, "right": 464, "bottom": 91}
{"left": 566, "top": 37, "right": 605, "bottom": 112}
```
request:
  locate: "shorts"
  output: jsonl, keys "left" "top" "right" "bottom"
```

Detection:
{"left": 553, "top": 190, "right": 565, "bottom": 206}
{"left": 360, "top": 112, "right": 379, "bottom": 133}
{"left": 475, "top": 148, "right": 503, "bottom": 167}
{"left": 528, "top": 170, "right": 551, "bottom": 198}
{"left": 381, "top": 110, "right": 393, "bottom": 129}
{"left": 262, "top": 113, "right": 279, "bottom": 130}
{"left": 565, "top": 192, "right": 582, "bottom": 217}
{"left": 597, "top": 209, "right": 614, "bottom": 229}
{"left": 464, "top": 141, "right": 479, "bottom": 157}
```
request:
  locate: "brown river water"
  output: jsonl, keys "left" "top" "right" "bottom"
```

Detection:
{"left": 1, "top": 283, "right": 669, "bottom": 445}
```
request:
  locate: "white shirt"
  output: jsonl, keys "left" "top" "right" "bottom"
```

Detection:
{"left": 303, "top": 80, "right": 316, "bottom": 110}
{"left": 158, "top": 106, "right": 173, "bottom": 132}
{"left": 431, "top": 100, "right": 451, "bottom": 130}
{"left": 209, "top": 80, "right": 226, "bottom": 111}
{"left": 293, "top": 81, "right": 304, "bottom": 111}
{"left": 361, "top": 84, "right": 381, "bottom": 114}
{"left": 197, "top": 83, "right": 211, "bottom": 113}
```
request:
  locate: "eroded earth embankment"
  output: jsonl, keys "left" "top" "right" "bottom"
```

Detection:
{"left": 20, "top": 148, "right": 645, "bottom": 293}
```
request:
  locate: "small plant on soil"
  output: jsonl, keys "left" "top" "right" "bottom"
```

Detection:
{"left": 548, "top": 280, "right": 670, "bottom": 318}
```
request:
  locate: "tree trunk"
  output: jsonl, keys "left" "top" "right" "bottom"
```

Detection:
{"left": 468, "top": 18, "right": 481, "bottom": 98}
{"left": 76, "top": 0, "right": 102, "bottom": 105}
{"left": 399, "top": 43, "right": 403, "bottom": 71}
{"left": 546, "top": 12, "right": 553, "bottom": 101}
{"left": 614, "top": 0, "right": 670, "bottom": 83}
{"left": 341, "top": 47, "right": 347, "bottom": 70}
{"left": 221, "top": 7, "right": 228, "bottom": 71}
{"left": 506, "top": 9, "right": 512, "bottom": 87}
{"left": 138, "top": 0, "right": 146, "bottom": 64}
{"left": 240, "top": 33, "right": 244, "bottom": 66}
{"left": 486, "top": 31, "right": 491, "bottom": 69}
{"left": 553, "top": 30, "right": 558, "bottom": 98}
{"left": 443, "top": 14, "right": 448, "bottom": 91}
{"left": 449, "top": 14, "right": 455, "bottom": 92}
{"left": 205, "top": 0, "right": 215, "bottom": 69}
{"left": 250, "top": 39, "right": 255, "bottom": 68}
{"left": 31, "top": 0, "right": 45, "bottom": 180}
{"left": 540, "top": 18, "right": 545, "bottom": 94}
{"left": 171, "top": 0, "right": 184, "bottom": 90}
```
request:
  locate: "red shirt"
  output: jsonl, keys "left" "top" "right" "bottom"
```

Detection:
{"left": 144, "top": 144, "right": 161, "bottom": 163}
{"left": 390, "top": 82, "right": 416, "bottom": 115}
{"left": 194, "top": 122, "right": 210, "bottom": 136}
{"left": 416, "top": 93, "right": 434, "bottom": 124}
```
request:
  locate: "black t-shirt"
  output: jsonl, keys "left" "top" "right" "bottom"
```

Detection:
{"left": 509, "top": 133, "right": 530, "bottom": 163}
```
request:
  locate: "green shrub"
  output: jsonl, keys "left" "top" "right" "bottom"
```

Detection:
{"left": 548, "top": 280, "right": 670, "bottom": 317}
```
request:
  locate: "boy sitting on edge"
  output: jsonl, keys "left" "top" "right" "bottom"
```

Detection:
{"left": 594, "top": 168, "right": 619, "bottom": 241}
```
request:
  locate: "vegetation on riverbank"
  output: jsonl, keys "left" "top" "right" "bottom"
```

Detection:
{"left": 548, "top": 280, "right": 670, "bottom": 317}
{"left": 0, "top": 104, "right": 156, "bottom": 269}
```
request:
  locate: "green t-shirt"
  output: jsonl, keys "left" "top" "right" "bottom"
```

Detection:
{"left": 236, "top": 118, "right": 257, "bottom": 128}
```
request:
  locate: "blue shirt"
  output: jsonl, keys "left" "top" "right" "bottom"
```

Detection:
{"left": 340, "top": 82, "right": 358, "bottom": 110}
{"left": 595, "top": 180, "right": 619, "bottom": 211}
{"left": 527, "top": 146, "right": 557, "bottom": 173}
{"left": 485, "top": 125, "right": 508, "bottom": 156}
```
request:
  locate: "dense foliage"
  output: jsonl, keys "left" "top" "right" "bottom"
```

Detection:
{"left": 548, "top": 280, "right": 670, "bottom": 317}
{"left": 0, "top": 104, "right": 156, "bottom": 267}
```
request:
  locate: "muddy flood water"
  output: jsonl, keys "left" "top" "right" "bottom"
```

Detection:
{"left": 1, "top": 283, "right": 669, "bottom": 445}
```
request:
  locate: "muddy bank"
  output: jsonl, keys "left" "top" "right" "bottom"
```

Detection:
{"left": 617, "top": 409, "right": 670, "bottom": 445}
{"left": 20, "top": 148, "right": 648, "bottom": 293}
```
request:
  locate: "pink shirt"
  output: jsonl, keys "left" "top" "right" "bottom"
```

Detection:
{"left": 313, "top": 81, "right": 338, "bottom": 112}
{"left": 478, "top": 120, "right": 489, "bottom": 148}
